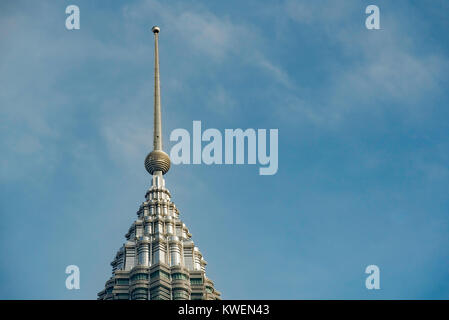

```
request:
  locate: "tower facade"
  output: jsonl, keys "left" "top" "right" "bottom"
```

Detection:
{"left": 98, "top": 27, "right": 221, "bottom": 300}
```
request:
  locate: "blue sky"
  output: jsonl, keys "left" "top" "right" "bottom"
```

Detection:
{"left": 1, "top": 0, "right": 449, "bottom": 299}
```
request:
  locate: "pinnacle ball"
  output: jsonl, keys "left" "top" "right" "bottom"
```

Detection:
{"left": 145, "top": 150, "right": 170, "bottom": 175}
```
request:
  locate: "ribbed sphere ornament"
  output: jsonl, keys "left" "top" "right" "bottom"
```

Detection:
{"left": 145, "top": 150, "right": 171, "bottom": 175}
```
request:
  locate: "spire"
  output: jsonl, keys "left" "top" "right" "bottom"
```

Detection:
{"left": 152, "top": 26, "right": 162, "bottom": 151}
{"left": 144, "top": 26, "right": 171, "bottom": 176}
{"left": 98, "top": 26, "right": 221, "bottom": 301}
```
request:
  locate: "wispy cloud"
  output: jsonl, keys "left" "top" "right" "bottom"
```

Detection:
{"left": 269, "top": 0, "right": 449, "bottom": 126}
{"left": 124, "top": 0, "right": 294, "bottom": 85}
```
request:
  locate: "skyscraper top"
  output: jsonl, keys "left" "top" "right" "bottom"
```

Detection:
{"left": 98, "top": 27, "right": 221, "bottom": 300}
{"left": 145, "top": 26, "right": 171, "bottom": 175}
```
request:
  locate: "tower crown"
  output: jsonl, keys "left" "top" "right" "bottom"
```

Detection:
{"left": 145, "top": 26, "right": 171, "bottom": 175}
{"left": 99, "top": 27, "right": 220, "bottom": 301}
